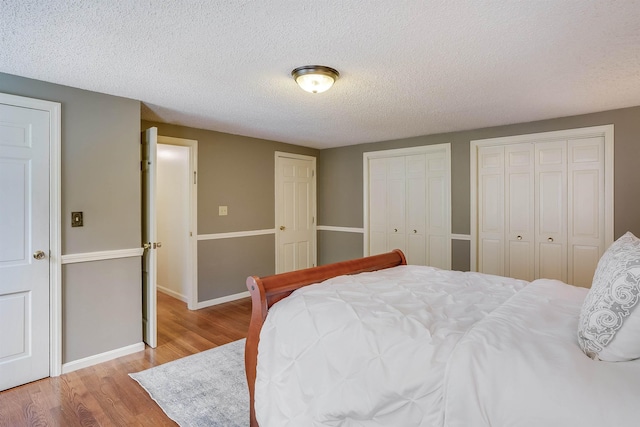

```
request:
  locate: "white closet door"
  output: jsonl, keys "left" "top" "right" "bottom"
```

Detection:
{"left": 387, "top": 157, "right": 406, "bottom": 253}
{"left": 477, "top": 146, "right": 505, "bottom": 276}
{"left": 504, "top": 143, "right": 535, "bottom": 281}
{"left": 535, "top": 141, "right": 567, "bottom": 282}
{"left": 426, "top": 151, "right": 450, "bottom": 269}
{"left": 368, "top": 158, "right": 388, "bottom": 255}
{"left": 406, "top": 154, "right": 426, "bottom": 265}
{"left": 567, "top": 137, "right": 605, "bottom": 286}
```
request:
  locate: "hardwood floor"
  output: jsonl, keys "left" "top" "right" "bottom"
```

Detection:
{"left": 0, "top": 292, "right": 251, "bottom": 426}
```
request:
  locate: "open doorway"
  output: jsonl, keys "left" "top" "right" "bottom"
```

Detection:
{"left": 157, "top": 136, "right": 198, "bottom": 310}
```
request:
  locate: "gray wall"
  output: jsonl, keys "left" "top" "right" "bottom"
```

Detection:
{"left": 318, "top": 106, "right": 640, "bottom": 270}
{"left": 0, "top": 72, "right": 142, "bottom": 364}
{"left": 141, "top": 120, "right": 319, "bottom": 300}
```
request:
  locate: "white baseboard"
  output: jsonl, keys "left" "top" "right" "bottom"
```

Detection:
{"left": 192, "top": 291, "right": 250, "bottom": 310}
{"left": 157, "top": 285, "right": 188, "bottom": 303}
{"left": 61, "top": 342, "right": 145, "bottom": 374}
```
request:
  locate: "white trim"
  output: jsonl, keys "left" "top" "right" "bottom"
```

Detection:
{"left": 157, "top": 285, "right": 188, "bottom": 303}
{"left": 198, "top": 229, "right": 276, "bottom": 240}
{"left": 61, "top": 248, "right": 144, "bottom": 264}
{"left": 317, "top": 225, "right": 365, "bottom": 233}
{"left": 61, "top": 342, "right": 145, "bottom": 374}
{"left": 275, "top": 152, "right": 317, "bottom": 273}
{"left": 0, "top": 93, "right": 63, "bottom": 378}
{"left": 451, "top": 234, "right": 472, "bottom": 241}
{"left": 193, "top": 291, "right": 250, "bottom": 310}
{"left": 157, "top": 135, "right": 199, "bottom": 311}
{"left": 469, "top": 124, "right": 615, "bottom": 272}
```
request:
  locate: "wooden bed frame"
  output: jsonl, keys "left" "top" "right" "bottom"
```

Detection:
{"left": 244, "top": 249, "right": 407, "bottom": 427}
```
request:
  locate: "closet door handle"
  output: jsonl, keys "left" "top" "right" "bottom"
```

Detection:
{"left": 517, "top": 235, "right": 522, "bottom": 240}
{"left": 394, "top": 228, "right": 398, "bottom": 232}
{"left": 413, "top": 229, "right": 417, "bottom": 233}
{"left": 548, "top": 237, "right": 554, "bottom": 242}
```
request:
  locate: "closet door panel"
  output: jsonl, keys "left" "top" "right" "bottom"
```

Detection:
{"left": 407, "top": 155, "right": 426, "bottom": 265}
{"left": 568, "top": 137, "right": 605, "bottom": 287}
{"left": 478, "top": 146, "right": 504, "bottom": 276}
{"left": 428, "top": 235, "right": 447, "bottom": 269}
{"left": 505, "top": 144, "right": 534, "bottom": 281}
{"left": 535, "top": 141, "right": 567, "bottom": 282}
{"left": 368, "top": 158, "right": 388, "bottom": 255}
{"left": 387, "top": 157, "right": 406, "bottom": 253}
{"left": 426, "top": 152, "right": 449, "bottom": 268}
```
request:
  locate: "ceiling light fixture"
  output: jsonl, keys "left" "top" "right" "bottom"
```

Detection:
{"left": 291, "top": 65, "right": 339, "bottom": 94}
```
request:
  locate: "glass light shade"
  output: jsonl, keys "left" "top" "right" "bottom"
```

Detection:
{"left": 295, "top": 73, "right": 335, "bottom": 93}
{"left": 291, "top": 66, "right": 339, "bottom": 94}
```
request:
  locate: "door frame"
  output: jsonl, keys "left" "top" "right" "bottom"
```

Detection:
{"left": 274, "top": 151, "right": 317, "bottom": 273}
{"left": 470, "top": 124, "right": 615, "bottom": 272}
{"left": 0, "top": 92, "right": 62, "bottom": 377}
{"left": 156, "top": 135, "right": 199, "bottom": 310}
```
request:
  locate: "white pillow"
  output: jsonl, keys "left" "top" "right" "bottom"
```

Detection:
{"left": 577, "top": 232, "right": 640, "bottom": 361}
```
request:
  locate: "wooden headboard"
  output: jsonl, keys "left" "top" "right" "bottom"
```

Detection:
{"left": 244, "top": 249, "right": 407, "bottom": 427}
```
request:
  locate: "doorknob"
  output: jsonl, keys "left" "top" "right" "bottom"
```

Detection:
{"left": 413, "top": 230, "right": 417, "bottom": 233}
{"left": 279, "top": 226, "right": 285, "bottom": 231}
{"left": 143, "top": 242, "right": 151, "bottom": 249}
{"left": 394, "top": 228, "right": 398, "bottom": 232}
{"left": 33, "top": 250, "right": 46, "bottom": 260}
{"left": 548, "top": 237, "right": 554, "bottom": 242}
{"left": 517, "top": 235, "right": 522, "bottom": 240}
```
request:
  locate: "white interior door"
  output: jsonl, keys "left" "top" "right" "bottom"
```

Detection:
{"left": 141, "top": 127, "right": 158, "bottom": 348}
{"left": 0, "top": 102, "right": 50, "bottom": 390}
{"left": 275, "top": 152, "right": 316, "bottom": 274}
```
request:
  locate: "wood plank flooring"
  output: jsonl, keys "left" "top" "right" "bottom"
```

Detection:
{"left": 0, "top": 292, "right": 251, "bottom": 426}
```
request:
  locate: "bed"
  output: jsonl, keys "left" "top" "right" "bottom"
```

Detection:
{"left": 245, "top": 234, "right": 640, "bottom": 427}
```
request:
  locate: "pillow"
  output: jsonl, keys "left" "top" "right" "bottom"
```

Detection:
{"left": 577, "top": 231, "right": 640, "bottom": 361}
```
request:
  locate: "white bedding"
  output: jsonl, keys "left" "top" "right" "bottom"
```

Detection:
{"left": 255, "top": 265, "right": 528, "bottom": 426}
{"left": 255, "top": 266, "right": 640, "bottom": 426}
{"left": 443, "top": 279, "right": 640, "bottom": 427}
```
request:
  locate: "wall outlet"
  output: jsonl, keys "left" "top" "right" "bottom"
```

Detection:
{"left": 218, "top": 206, "right": 228, "bottom": 216}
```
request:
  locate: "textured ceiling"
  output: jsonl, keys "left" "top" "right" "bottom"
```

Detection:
{"left": 1, "top": 1, "right": 639, "bottom": 149}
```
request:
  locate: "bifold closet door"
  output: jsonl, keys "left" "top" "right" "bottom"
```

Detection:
{"left": 535, "top": 141, "right": 568, "bottom": 283}
{"left": 477, "top": 136, "right": 606, "bottom": 286}
{"left": 425, "top": 151, "right": 449, "bottom": 270}
{"left": 567, "top": 137, "right": 606, "bottom": 287}
{"left": 368, "top": 156, "right": 408, "bottom": 257}
{"left": 406, "top": 155, "right": 426, "bottom": 265}
{"left": 477, "top": 146, "right": 505, "bottom": 276}
{"left": 505, "top": 143, "right": 535, "bottom": 281}
{"left": 367, "top": 148, "right": 449, "bottom": 268}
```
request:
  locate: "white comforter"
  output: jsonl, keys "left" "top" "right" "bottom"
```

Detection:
{"left": 255, "top": 265, "right": 527, "bottom": 426}
{"left": 255, "top": 266, "right": 640, "bottom": 426}
{"left": 443, "top": 278, "right": 640, "bottom": 427}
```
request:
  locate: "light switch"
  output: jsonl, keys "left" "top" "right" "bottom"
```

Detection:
{"left": 219, "top": 206, "right": 228, "bottom": 216}
{"left": 71, "top": 211, "right": 83, "bottom": 227}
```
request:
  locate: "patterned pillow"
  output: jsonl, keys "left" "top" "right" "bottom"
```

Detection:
{"left": 577, "top": 232, "right": 640, "bottom": 361}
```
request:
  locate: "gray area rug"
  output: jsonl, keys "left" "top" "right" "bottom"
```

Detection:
{"left": 129, "top": 339, "right": 248, "bottom": 427}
